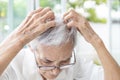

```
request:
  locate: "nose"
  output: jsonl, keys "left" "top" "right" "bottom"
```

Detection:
{"left": 52, "top": 67, "right": 61, "bottom": 75}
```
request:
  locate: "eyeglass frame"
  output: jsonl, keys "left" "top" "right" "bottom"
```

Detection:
{"left": 34, "top": 50, "right": 76, "bottom": 71}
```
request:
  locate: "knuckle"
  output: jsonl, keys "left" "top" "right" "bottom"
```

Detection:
{"left": 51, "top": 21, "right": 56, "bottom": 26}
{"left": 71, "top": 9, "right": 74, "bottom": 12}
{"left": 49, "top": 11, "right": 54, "bottom": 14}
{"left": 48, "top": 11, "right": 54, "bottom": 16}
{"left": 39, "top": 7, "right": 43, "bottom": 10}
{"left": 64, "top": 16, "right": 68, "bottom": 21}
{"left": 69, "top": 12, "right": 73, "bottom": 16}
{"left": 39, "top": 18, "right": 44, "bottom": 22}
{"left": 28, "top": 11, "right": 36, "bottom": 18}
{"left": 32, "top": 13, "right": 39, "bottom": 19}
{"left": 27, "top": 12, "right": 33, "bottom": 17}
{"left": 47, "top": 21, "right": 55, "bottom": 27}
{"left": 70, "top": 21, "right": 74, "bottom": 25}
{"left": 46, "top": 7, "right": 51, "bottom": 10}
{"left": 68, "top": 21, "right": 73, "bottom": 26}
{"left": 70, "top": 9, "right": 74, "bottom": 13}
{"left": 31, "top": 10, "right": 35, "bottom": 15}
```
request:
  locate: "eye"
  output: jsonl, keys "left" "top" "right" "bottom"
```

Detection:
{"left": 40, "top": 59, "right": 53, "bottom": 65}
{"left": 43, "top": 60, "right": 52, "bottom": 63}
{"left": 61, "top": 58, "right": 71, "bottom": 65}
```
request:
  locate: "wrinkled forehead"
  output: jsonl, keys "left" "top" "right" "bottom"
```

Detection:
{"left": 35, "top": 41, "right": 74, "bottom": 61}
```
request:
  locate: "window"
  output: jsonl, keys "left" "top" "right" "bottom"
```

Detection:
{"left": 110, "top": 0, "right": 120, "bottom": 64}
{"left": 0, "top": 0, "right": 8, "bottom": 42}
{"left": 0, "top": 0, "right": 27, "bottom": 42}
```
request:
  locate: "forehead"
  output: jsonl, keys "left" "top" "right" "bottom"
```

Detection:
{"left": 36, "top": 41, "right": 74, "bottom": 61}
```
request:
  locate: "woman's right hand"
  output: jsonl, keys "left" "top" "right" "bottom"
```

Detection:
{"left": 0, "top": 7, "right": 56, "bottom": 76}
{"left": 14, "top": 7, "right": 55, "bottom": 45}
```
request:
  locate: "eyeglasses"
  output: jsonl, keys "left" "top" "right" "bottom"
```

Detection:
{"left": 34, "top": 50, "right": 76, "bottom": 71}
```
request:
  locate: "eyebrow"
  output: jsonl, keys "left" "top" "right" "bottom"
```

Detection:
{"left": 41, "top": 56, "right": 72, "bottom": 62}
{"left": 44, "top": 58, "right": 54, "bottom": 62}
{"left": 39, "top": 57, "right": 54, "bottom": 62}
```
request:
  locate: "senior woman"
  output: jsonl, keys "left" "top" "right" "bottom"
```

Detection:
{"left": 0, "top": 7, "right": 120, "bottom": 80}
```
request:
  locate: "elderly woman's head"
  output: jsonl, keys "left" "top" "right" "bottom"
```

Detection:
{"left": 29, "top": 17, "right": 77, "bottom": 79}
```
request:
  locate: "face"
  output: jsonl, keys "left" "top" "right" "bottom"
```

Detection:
{"left": 34, "top": 41, "right": 74, "bottom": 80}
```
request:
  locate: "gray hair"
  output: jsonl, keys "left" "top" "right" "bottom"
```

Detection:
{"left": 29, "top": 16, "right": 77, "bottom": 49}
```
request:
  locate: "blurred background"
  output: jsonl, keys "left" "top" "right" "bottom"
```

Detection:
{"left": 0, "top": 0, "right": 120, "bottom": 65}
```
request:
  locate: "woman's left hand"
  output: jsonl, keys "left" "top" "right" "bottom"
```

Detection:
{"left": 63, "top": 10, "right": 120, "bottom": 80}
{"left": 63, "top": 9, "right": 101, "bottom": 44}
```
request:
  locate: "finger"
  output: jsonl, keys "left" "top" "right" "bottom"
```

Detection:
{"left": 29, "top": 7, "right": 52, "bottom": 24}
{"left": 29, "top": 20, "right": 55, "bottom": 35}
{"left": 63, "top": 8, "right": 74, "bottom": 18}
{"left": 26, "top": 7, "right": 43, "bottom": 20}
{"left": 33, "top": 20, "right": 56, "bottom": 35}
{"left": 18, "top": 8, "right": 44, "bottom": 35}
{"left": 40, "top": 7, "right": 52, "bottom": 16}
{"left": 21, "top": 7, "right": 43, "bottom": 25}
{"left": 41, "top": 11, "right": 55, "bottom": 22}
{"left": 23, "top": 8, "right": 47, "bottom": 29}
{"left": 66, "top": 21, "right": 82, "bottom": 35}
{"left": 64, "top": 9, "right": 76, "bottom": 22}
{"left": 63, "top": 11, "right": 70, "bottom": 19}
{"left": 31, "top": 7, "right": 51, "bottom": 20}
{"left": 20, "top": 8, "right": 45, "bottom": 33}
{"left": 29, "top": 7, "right": 43, "bottom": 16}
{"left": 64, "top": 12, "right": 73, "bottom": 23}
{"left": 19, "top": 17, "right": 34, "bottom": 33}
{"left": 24, "top": 11, "right": 54, "bottom": 33}
{"left": 66, "top": 20, "right": 77, "bottom": 29}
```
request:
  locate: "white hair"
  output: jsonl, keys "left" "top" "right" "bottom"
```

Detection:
{"left": 29, "top": 16, "right": 77, "bottom": 49}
